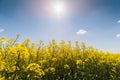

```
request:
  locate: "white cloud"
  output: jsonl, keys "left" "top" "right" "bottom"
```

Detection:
{"left": 116, "top": 34, "right": 120, "bottom": 38}
{"left": 117, "top": 20, "right": 120, "bottom": 23}
{"left": 0, "top": 29, "right": 4, "bottom": 33}
{"left": 76, "top": 29, "right": 87, "bottom": 35}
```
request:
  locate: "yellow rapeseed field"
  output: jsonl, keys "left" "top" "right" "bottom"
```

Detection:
{"left": 0, "top": 35, "right": 120, "bottom": 80}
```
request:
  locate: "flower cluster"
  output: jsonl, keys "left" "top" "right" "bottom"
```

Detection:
{"left": 0, "top": 36, "right": 120, "bottom": 80}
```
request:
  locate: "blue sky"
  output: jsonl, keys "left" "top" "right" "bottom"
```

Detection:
{"left": 0, "top": 0, "right": 120, "bottom": 53}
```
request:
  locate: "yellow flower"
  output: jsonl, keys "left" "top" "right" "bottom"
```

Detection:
{"left": 64, "top": 64, "right": 70, "bottom": 69}
{"left": 39, "top": 40, "right": 43, "bottom": 43}
{"left": 0, "top": 61, "right": 6, "bottom": 71}
{"left": 52, "top": 58, "right": 57, "bottom": 62}
{"left": 26, "top": 63, "right": 40, "bottom": 71}
{"left": 26, "top": 63, "right": 45, "bottom": 77}
{"left": 76, "top": 60, "right": 82, "bottom": 65}
{"left": 45, "top": 69, "right": 49, "bottom": 73}
{"left": 16, "top": 46, "right": 29, "bottom": 59}
{"left": 7, "top": 66, "right": 16, "bottom": 73}
{"left": 49, "top": 67, "right": 55, "bottom": 73}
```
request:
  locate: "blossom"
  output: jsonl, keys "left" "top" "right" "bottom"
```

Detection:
{"left": 76, "top": 60, "right": 82, "bottom": 65}
{"left": 64, "top": 64, "right": 70, "bottom": 69}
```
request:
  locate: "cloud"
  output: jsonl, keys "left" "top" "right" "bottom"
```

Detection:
{"left": 0, "top": 29, "right": 4, "bottom": 33}
{"left": 117, "top": 20, "right": 120, "bottom": 23}
{"left": 76, "top": 29, "right": 87, "bottom": 35}
{"left": 116, "top": 34, "right": 120, "bottom": 38}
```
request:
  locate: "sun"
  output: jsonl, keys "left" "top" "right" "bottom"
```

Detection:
{"left": 52, "top": 2, "right": 65, "bottom": 17}
{"left": 45, "top": 1, "right": 67, "bottom": 18}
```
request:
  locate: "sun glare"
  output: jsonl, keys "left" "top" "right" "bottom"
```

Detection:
{"left": 52, "top": 2, "right": 65, "bottom": 17}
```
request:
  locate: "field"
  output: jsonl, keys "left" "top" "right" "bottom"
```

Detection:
{"left": 0, "top": 36, "right": 120, "bottom": 80}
